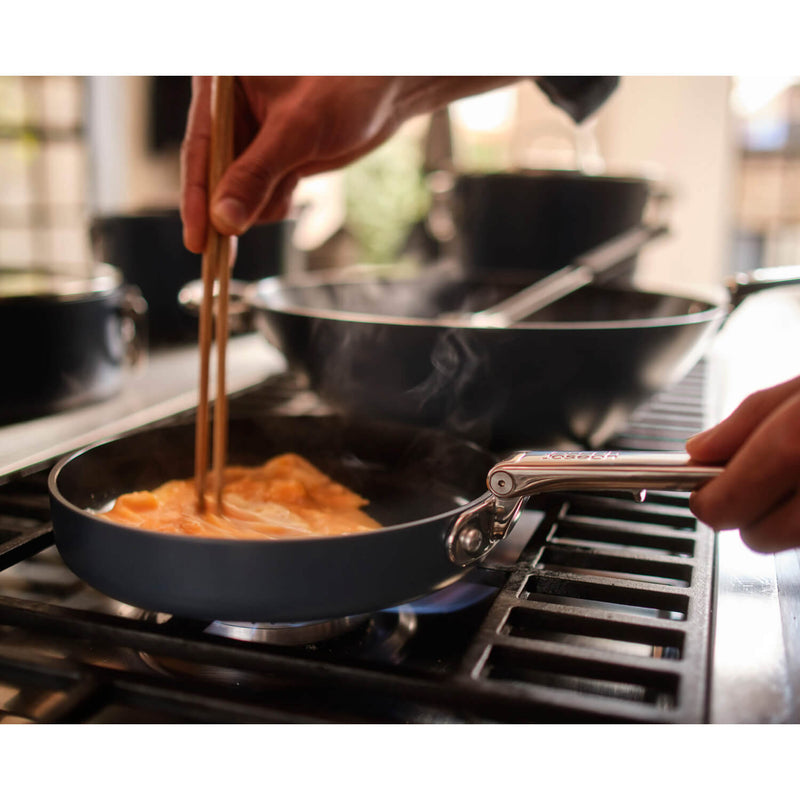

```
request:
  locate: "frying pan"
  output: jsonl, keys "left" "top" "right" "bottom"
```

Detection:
{"left": 49, "top": 414, "right": 721, "bottom": 623}
{"left": 222, "top": 264, "right": 800, "bottom": 452}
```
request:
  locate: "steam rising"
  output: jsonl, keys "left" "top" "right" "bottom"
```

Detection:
{"left": 404, "top": 328, "right": 507, "bottom": 445}
{"left": 311, "top": 313, "right": 508, "bottom": 449}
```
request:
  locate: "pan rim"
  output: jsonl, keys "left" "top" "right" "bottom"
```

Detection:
{"left": 246, "top": 277, "right": 729, "bottom": 332}
{"left": 47, "top": 424, "right": 492, "bottom": 549}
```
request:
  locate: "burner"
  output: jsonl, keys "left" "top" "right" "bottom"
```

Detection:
{"left": 205, "top": 615, "right": 372, "bottom": 646}
{"left": 206, "top": 608, "right": 419, "bottom": 656}
{"left": 134, "top": 608, "right": 418, "bottom": 685}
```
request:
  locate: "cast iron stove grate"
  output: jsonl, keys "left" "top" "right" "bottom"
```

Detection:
{"left": 0, "top": 365, "right": 713, "bottom": 723}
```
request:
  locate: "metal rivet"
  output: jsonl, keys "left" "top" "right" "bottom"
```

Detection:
{"left": 459, "top": 526, "right": 485, "bottom": 555}
{"left": 489, "top": 471, "right": 513, "bottom": 495}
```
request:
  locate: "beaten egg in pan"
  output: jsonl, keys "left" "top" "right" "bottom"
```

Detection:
{"left": 99, "top": 453, "right": 382, "bottom": 540}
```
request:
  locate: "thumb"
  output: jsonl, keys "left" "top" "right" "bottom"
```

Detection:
{"left": 210, "top": 126, "right": 298, "bottom": 236}
{"left": 687, "top": 374, "right": 800, "bottom": 462}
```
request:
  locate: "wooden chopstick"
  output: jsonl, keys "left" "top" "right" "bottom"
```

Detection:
{"left": 194, "top": 232, "right": 214, "bottom": 512}
{"left": 212, "top": 228, "right": 233, "bottom": 513}
{"left": 195, "top": 76, "right": 235, "bottom": 514}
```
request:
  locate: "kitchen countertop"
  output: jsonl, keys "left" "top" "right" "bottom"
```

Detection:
{"left": 705, "top": 285, "right": 800, "bottom": 723}
{"left": 0, "top": 333, "right": 286, "bottom": 480}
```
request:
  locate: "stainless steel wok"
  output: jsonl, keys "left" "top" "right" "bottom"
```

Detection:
{"left": 228, "top": 265, "right": 800, "bottom": 451}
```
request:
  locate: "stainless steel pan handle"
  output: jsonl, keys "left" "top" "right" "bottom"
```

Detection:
{"left": 447, "top": 450, "right": 723, "bottom": 566}
{"left": 727, "top": 265, "right": 800, "bottom": 309}
{"left": 487, "top": 450, "right": 723, "bottom": 499}
{"left": 447, "top": 223, "right": 669, "bottom": 328}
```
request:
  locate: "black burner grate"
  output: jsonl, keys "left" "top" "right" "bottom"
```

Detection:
{"left": 458, "top": 489, "right": 713, "bottom": 721}
{"left": 453, "top": 362, "right": 714, "bottom": 722}
{"left": 0, "top": 364, "right": 714, "bottom": 723}
{"left": 0, "top": 471, "right": 54, "bottom": 571}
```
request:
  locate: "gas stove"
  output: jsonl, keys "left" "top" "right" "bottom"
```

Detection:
{"left": 1, "top": 291, "right": 799, "bottom": 723}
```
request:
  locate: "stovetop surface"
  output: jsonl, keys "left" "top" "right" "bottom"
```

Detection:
{"left": 0, "top": 362, "right": 715, "bottom": 723}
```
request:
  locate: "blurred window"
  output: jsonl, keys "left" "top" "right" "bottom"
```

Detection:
{"left": 731, "top": 76, "right": 800, "bottom": 271}
{"left": 0, "top": 76, "right": 89, "bottom": 271}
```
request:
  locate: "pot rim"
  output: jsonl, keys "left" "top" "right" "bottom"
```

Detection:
{"left": 0, "top": 263, "right": 122, "bottom": 304}
{"left": 453, "top": 168, "right": 659, "bottom": 186}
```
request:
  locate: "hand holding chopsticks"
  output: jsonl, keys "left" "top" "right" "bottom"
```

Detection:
{"left": 195, "top": 76, "right": 235, "bottom": 514}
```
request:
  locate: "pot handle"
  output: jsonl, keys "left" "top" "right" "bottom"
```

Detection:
{"left": 727, "top": 265, "right": 800, "bottom": 309}
{"left": 487, "top": 450, "right": 723, "bottom": 499}
{"left": 178, "top": 278, "right": 254, "bottom": 333}
{"left": 119, "top": 286, "right": 148, "bottom": 371}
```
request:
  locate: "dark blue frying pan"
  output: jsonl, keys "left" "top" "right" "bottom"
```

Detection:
{"left": 48, "top": 415, "right": 720, "bottom": 623}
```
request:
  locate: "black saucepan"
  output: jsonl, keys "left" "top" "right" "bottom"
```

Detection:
{"left": 231, "top": 265, "right": 800, "bottom": 452}
{"left": 90, "top": 211, "right": 301, "bottom": 344}
{"left": 49, "top": 414, "right": 720, "bottom": 624}
{"left": 0, "top": 265, "right": 146, "bottom": 424}
{"left": 451, "top": 170, "right": 655, "bottom": 277}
